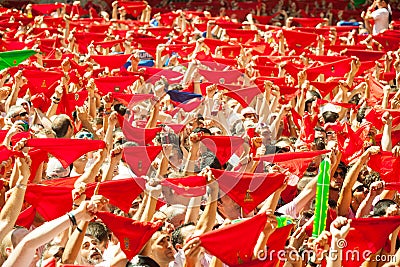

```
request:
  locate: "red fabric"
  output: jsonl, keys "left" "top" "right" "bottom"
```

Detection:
{"left": 223, "top": 86, "right": 262, "bottom": 108}
{"left": 93, "top": 39, "right": 125, "bottom": 49}
{"left": 56, "top": 90, "right": 88, "bottom": 117}
{"left": 42, "top": 176, "right": 79, "bottom": 187}
{"left": 291, "top": 17, "right": 326, "bottom": 27}
{"left": 22, "top": 69, "right": 63, "bottom": 97}
{"left": 161, "top": 175, "right": 207, "bottom": 197}
{"left": 385, "top": 182, "right": 400, "bottom": 191}
{"left": 112, "top": 93, "right": 153, "bottom": 107}
{"left": 28, "top": 148, "right": 49, "bottom": 183}
{"left": 198, "top": 69, "right": 243, "bottom": 85}
{"left": 118, "top": 2, "right": 147, "bottom": 17}
{"left": 367, "top": 74, "right": 384, "bottom": 106}
{"left": 337, "top": 123, "right": 371, "bottom": 165}
{"left": 16, "top": 206, "right": 36, "bottom": 229}
{"left": 122, "top": 124, "right": 162, "bottom": 145}
{"left": 26, "top": 138, "right": 106, "bottom": 168}
{"left": 375, "top": 130, "right": 400, "bottom": 147}
{"left": 163, "top": 123, "right": 185, "bottom": 134}
{"left": 0, "top": 145, "right": 23, "bottom": 162}
{"left": 96, "top": 211, "right": 163, "bottom": 259}
{"left": 225, "top": 29, "right": 258, "bottom": 43}
{"left": 123, "top": 146, "right": 162, "bottom": 177}
{"left": 200, "top": 136, "right": 244, "bottom": 165}
{"left": 31, "top": 93, "right": 51, "bottom": 112}
{"left": 310, "top": 81, "right": 338, "bottom": 98}
{"left": 343, "top": 216, "right": 400, "bottom": 267}
{"left": 25, "top": 184, "right": 72, "bottom": 221}
{"left": 373, "top": 35, "right": 400, "bottom": 51}
{"left": 255, "top": 150, "right": 329, "bottom": 177}
{"left": 94, "top": 76, "right": 140, "bottom": 95}
{"left": 91, "top": 54, "right": 131, "bottom": 69}
{"left": 42, "top": 59, "right": 62, "bottom": 68}
{"left": 86, "top": 178, "right": 146, "bottom": 213}
{"left": 203, "top": 38, "right": 229, "bottom": 53}
{"left": 368, "top": 152, "right": 400, "bottom": 183}
{"left": 30, "top": 3, "right": 63, "bottom": 15}
{"left": 365, "top": 108, "right": 400, "bottom": 131}
{"left": 344, "top": 49, "right": 385, "bottom": 62}
{"left": 211, "top": 168, "right": 286, "bottom": 213}
{"left": 316, "top": 99, "right": 356, "bottom": 110}
{"left": 299, "top": 112, "right": 318, "bottom": 144}
{"left": 305, "top": 58, "right": 352, "bottom": 81}
{"left": 282, "top": 29, "right": 318, "bottom": 53}
{"left": 146, "top": 27, "right": 174, "bottom": 37}
{"left": 198, "top": 213, "right": 267, "bottom": 266}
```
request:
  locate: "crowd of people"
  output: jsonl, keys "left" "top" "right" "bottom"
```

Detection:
{"left": 0, "top": 0, "right": 399, "bottom": 266}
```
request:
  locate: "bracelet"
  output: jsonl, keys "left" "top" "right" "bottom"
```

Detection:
{"left": 52, "top": 96, "right": 61, "bottom": 101}
{"left": 308, "top": 259, "right": 320, "bottom": 267}
{"left": 67, "top": 212, "right": 77, "bottom": 226}
{"left": 52, "top": 100, "right": 60, "bottom": 104}
{"left": 72, "top": 203, "right": 79, "bottom": 208}
{"left": 16, "top": 184, "right": 27, "bottom": 189}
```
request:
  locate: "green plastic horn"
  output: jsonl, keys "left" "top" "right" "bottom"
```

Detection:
{"left": 312, "top": 158, "right": 331, "bottom": 238}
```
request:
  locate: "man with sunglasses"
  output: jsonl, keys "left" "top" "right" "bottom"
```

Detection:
{"left": 6, "top": 105, "right": 29, "bottom": 125}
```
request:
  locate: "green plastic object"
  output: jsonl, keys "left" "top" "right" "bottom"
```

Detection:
{"left": 312, "top": 159, "right": 331, "bottom": 238}
{"left": 0, "top": 49, "right": 36, "bottom": 71}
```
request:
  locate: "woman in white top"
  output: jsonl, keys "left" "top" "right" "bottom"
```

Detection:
{"left": 362, "top": 0, "right": 392, "bottom": 35}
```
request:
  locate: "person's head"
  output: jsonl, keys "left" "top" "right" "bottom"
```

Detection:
{"left": 257, "top": 123, "right": 272, "bottom": 145}
{"left": 80, "top": 222, "right": 109, "bottom": 265}
{"left": 171, "top": 222, "right": 196, "bottom": 250}
{"left": 314, "top": 126, "right": 327, "bottom": 143}
{"left": 373, "top": 199, "right": 399, "bottom": 217}
{"left": 241, "top": 107, "right": 258, "bottom": 123}
{"left": 46, "top": 157, "right": 71, "bottom": 179}
{"left": 275, "top": 137, "right": 294, "bottom": 153}
{"left": 322, "top": 111, "right": 339, "bottom": 123}
{"left": 187, "top": 115, "right": 204, "bottom": 132}
{"left": 163, "top": 204, "right": 187, "bottom": 228}
{"left": 330, "top": 162, "right": 347, "bottom": 190}
{"left": 0, "top": 227, "right": 30, "bottom": 264}
{"left": 16, "top": 98, "right": 31, "bottom": 113}
{"left": 218, "top": 192, "right": 241, "bottom": 220}
{"left": 128, "top": 255, "right": 160, "bottom": 267}
{"left": 148, "top": 231, "right": 175, "bottom": 265}
{"left": 376, "top": 0, "right": 388, "bottom": 8}
{"left": 7, "top": 105, "right": 29, "bottom": 123}
{"left": 351, "top": 181, "right": 369, "bottom": 208}
{"left": 51, "top": 114, "right": 74, "bottom": 138}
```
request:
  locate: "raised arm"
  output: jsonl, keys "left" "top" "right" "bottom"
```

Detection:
{"left": 337, "top": 146, "right": 380, "bottom": 217}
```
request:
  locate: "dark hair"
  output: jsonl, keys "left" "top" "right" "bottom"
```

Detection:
{"left": 336, "top": 162, "right": 348, "bottom": 176}
{"left": 322, "top": 111, "right": 339, "bottom": 123}
{"left": 171, "top": 222, "right": 195, "bottom": 250}
{"left": 192, "top": 127, "right": 212, "bottom": 135}
{"left": 86, "top": 222, "right": 109, "bottom": 244}
{"left": 113, "top": 103, "right": 129, "bottom": 116}
{"left": 313, "top": 137, "right": 326, "bottom": 150}
{"left": 356, "top": 107, "right": 368, "bottom": 123}
{"left": 373, "top": 199, "right": 397, "bottom": 217}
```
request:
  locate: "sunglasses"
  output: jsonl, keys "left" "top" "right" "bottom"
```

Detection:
{"left": 76, "top": 132, "right": 93, "bottom": 139}
{"left": 13, "top": 111, "right": 28, "bottom": 118}
{"left": 276, "top": 146, "right": 290, "bottom": 153}
{"left": 334, "top": 171, "right": 345, "bottom": 178}
{"left": 326, "top": 131, "right": 336, "bottom": 136}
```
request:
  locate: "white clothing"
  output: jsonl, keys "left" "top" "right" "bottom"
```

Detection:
{"left": 371, "top": 8, "right": 389, "bottom": 35}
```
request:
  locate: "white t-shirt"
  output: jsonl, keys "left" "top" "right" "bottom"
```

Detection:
{"left": 371, "top": 8, "right": 389, "bottom": 35}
